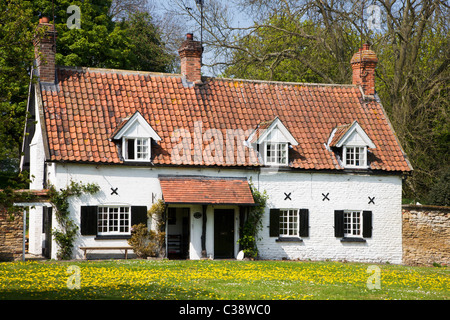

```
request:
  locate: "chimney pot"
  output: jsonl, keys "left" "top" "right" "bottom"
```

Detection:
{"left": 186, "top": 33, "right": 194, "bottom": 40}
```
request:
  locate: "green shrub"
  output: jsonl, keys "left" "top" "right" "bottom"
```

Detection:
{"left": 128, "top": 223, "right": 161, "bottom": 258}
{"left": 128, "top": 199, "right": 166, "bottom": 259}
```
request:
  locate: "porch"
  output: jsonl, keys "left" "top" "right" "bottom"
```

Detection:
{"left": 159, "top": 175, "right": 255, "bottom": 260}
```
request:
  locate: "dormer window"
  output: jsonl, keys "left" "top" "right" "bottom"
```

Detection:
{"left": 344, "top": 146, "right": 367, "bottom": 168}
{"left": 110, "top": 111, "right": 161, "bottom": 162}
{"left": 327, "top": 121, "right": 375, "bottom": 169}
{"left": 266, "top": 142, "right": 288, "bottom": 166}
{"left": 247, "top": 117, "right": 298, "bottom": 166}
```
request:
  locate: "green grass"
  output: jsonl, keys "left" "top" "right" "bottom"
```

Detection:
{"left": 0, "top": 259, "right": 448, "bottom": 300}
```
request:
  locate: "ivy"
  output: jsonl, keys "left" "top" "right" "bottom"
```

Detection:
{"left": 238, "top": 182, "right": 269, "bottom": 259}
{"left": 48, "top": 180, "right": 99, "bottom": 260}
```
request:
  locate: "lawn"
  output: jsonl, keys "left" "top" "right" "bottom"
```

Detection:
{"left": 0, "top": 259, "right": 448, "bottom": 300}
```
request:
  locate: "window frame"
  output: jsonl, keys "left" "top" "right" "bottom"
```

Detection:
{"left": 123, "top": 137, "right": 151, "bottom": 161}
{"left": 265, "top": 142, "right": 288, "bottom": 166}
{"left": 97, "top": 206, "right": 131, "bottom": 236}
{"left": 279, "top": 209, "right": 299, "bottom": 237}
{"left": 343, "top": 145, "right": 367, "bottom": 168}
{"left": 343, "top": 210, "right": 362, "bottom": 238}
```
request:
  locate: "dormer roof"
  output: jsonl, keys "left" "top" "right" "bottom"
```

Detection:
{"left": 247, "top": 117, "right": 298, "bottom": 146}
{"left": 110, "top": 111, "right": 161, "bottom": 141}
{"left": 328, "top": 121, "right": 376, "bottom": 149}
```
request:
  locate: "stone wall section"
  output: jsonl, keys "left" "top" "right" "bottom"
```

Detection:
{"left": 402, "top": 205, "right": 450, "bottom": 266}
{"left": 0, "top": 208, "right": 24, "bottom": 261}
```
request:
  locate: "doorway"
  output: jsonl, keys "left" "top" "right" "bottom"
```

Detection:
{"left": 214, "top": 209, "right": 235, "bottom": 259}
{"left": 42, "top": 206, "right": 52, "bottom": 258}
{"left": 167, "top": 207, "right": 190, "bottom": 259}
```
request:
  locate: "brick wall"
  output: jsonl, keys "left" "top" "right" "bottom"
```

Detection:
{"left": 402, "top": 205, "right": 450, "bottom": 266}
{"left": 0, "top": 208, "right": 24, "bottom": 261}
{"left": 33, "top": 19, "right": 57, "bottom": 83}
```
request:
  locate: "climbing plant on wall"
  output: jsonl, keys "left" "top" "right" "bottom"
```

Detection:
{"left": 238, "top": 182, "right": 269, "bottom": 259}
{"left": 48, "top": 180, "right": 99, "bottom": 260}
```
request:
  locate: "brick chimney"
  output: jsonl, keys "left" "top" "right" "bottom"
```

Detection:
{"left": 178, "top": 33, "right": 203, "bottom": 84}
{"left": 350, "top": 43, "right": 378, "bottom": 96}
{"left": 33, "top": 17, "right": 57, "bottom": 83}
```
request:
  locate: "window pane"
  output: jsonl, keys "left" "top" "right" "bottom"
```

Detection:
{"left": 346, "top": 147, "right": 354, "bottom": 165}
{"left": 136, "top": 139, "right": 149, "bottom": 159}
{"left": 279, "top": 209, "right": 298, "bottom": 236}
{"left": 344, "top": 211, "right": 361, "bottom": 237}
{"left": 126, "top": 139, "right": 135, "bottom": 159}
{"left": 267, "top": 143, "right": 287, "bottom": 165}
{"left": 97, "top": 206, "right": 130, "bottom": 235}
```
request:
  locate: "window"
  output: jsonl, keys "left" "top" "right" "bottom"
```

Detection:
{"left": 98, "top": 206, "right": 130, "bottom": 235}
{"left": 266, "top": 142, "right": 288, "bottom": 165}
{"left": 124, "top": 138, "right": 150, "bottom": 161}
{"left": 343, "top": 210, "right": 362, "bottom": 237}
{"left": 344, "top": 146, "right": 367, "bottom": 168}
{"left": 279, "top": 209, "right": 298, "bottom": 237}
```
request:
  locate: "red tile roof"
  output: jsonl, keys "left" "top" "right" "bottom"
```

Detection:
{"left": 159, "top": 176, "right": 255, "bottom": 205}
{"left": 39, "top": 67, "right": 412, "bottom": 172}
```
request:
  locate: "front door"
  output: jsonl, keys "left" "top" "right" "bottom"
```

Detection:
{"left": 214, "top": 209, "right": 235, "bottom": 259}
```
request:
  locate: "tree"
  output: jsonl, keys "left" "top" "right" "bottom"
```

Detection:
{"left": 0, "top": 0, "right": 35, "bottom": 188}
{"left": 30, "top": 0, "right": 174, "bottom": 71}
{"left": 0, "top": 0, "right": 175, "bottom": 186}
{"left": 118, "top": 11, "right": 176, "bottom": 72}
{"left": 223, "top": 14, "right": 360, "bottom": 84}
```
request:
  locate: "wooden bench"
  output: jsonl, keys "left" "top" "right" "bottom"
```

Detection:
{"left": 79, "top": 246, "right": 133, "bottom": 260}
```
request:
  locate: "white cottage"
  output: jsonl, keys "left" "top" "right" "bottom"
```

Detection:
{"left": 22, "top": 19, "right": 412, "bottom": 263}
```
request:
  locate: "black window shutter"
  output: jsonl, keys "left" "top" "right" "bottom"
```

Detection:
{"left": 334, "top": 210, "right": 344, "bottom": 237}
{"left": 299, "top": 209, "right": 309, "bottom": 237}
{"left": 80, "top": 206, "right": 98, "bottom": 236}
{"left": 362, "top": 211, "right": 372, "bottom": 238}
{"left": 269, "top": 209, "right": 280, "bottom": 237}
{"left": 131, "top": 206, "right": 148, "bottom": 226}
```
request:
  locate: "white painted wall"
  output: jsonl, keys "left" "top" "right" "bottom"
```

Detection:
{"left": 27, "top": 91, "right": 46, "bottom": 256}
{"left": 44, "top": 162, "right": 402, "bottom": 263}
{"left": 49, "top": 164, "right": 251, "bottom": 259}
{"left": 256, "top": 171, "right": 403, "bottom": 264}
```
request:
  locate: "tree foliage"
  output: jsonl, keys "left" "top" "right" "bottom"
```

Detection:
{"left": 0, "top": 0, "right": 174, "bottom": 186}
{"left": 0, "top": 0, "right": 35, "bottom": 186}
